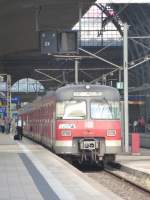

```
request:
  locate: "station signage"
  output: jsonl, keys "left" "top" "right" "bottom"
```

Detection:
{"left": 40, "top": 31, "right": 78, "bottom": 54}
{"left": 0, "top": 107, "right": 6, "bottom": 113}
{"left": 73, "top": 92, "right": 102, "bottom": 97}
{"left": 0, "top": 97, "right": 21, "bottom": 104}
{"left": 11, "top": 96, "right": 21, "bottom": 104}
{"left": 116, "top": 82, "right": 123, "bottom": 89}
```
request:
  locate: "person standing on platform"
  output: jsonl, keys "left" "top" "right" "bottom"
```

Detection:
{"left": 8, "top": 117, "right": 11, "bottom": 133}
{"left": 138, "top": 116, "right": 145, "bottom": 133}
{"left": 4, "top": 117, "right": 10, "bottom": 134}
{"left": 0, "top": 116, "right": 2, "bottom": 132}
{"left": 17, "top": 117, "right": 23, "bottom": 140}
{"left": 0, "top": 117, "right": 5, "bottom": 133}
{"left": 11, "top": 118, "right": 17, "bottom": 134}
{"left": 133, "top": 119, "right": 138, "bottom": 132}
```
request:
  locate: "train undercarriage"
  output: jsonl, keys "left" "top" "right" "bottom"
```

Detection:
{"left": 78, "top": 138, "right": 115, "bottom": 164}
{"left": 60, "top": 138, "right": 116, "bottom": 167}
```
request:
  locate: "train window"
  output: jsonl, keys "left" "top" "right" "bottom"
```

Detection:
{"left": 91, "top": 100, "right": 120, "bottom": 119}
{"left": 56, "top": 101, "right": 86, "bottom": 119}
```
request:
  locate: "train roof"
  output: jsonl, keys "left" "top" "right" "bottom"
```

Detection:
{"left": 55, "top": 84, "right": 120, "bottom": 101}
{"left": 56, "top": 84, "right": 118, "bottom": 93}
{"left": 19, "top": 84, "right": 120, "bottom": 114}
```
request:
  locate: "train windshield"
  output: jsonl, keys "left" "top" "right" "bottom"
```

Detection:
{"left": 91, "top": 100, "right": 120, "bottom": 119}
{"left": 56, "top": 100, "right": 86, "bottom": 119}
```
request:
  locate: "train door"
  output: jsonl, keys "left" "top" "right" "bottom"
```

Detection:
{"left": 50, "top": 111, "right": 55, "bottom": 150}
{"left": 46, "top": 104, "right": 50, "bottom": 148}
{"left": 26, "top": 115, "right": 29, "bottom": 136}
{"left": 40, "top": 107, "right": 44, "bottom": 144}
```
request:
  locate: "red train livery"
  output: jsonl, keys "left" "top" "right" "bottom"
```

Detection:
{"left": 19, "top": 84, "right": 122, "bottom": 164}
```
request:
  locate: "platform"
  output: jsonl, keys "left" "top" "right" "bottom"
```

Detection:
{"left": 0, "top": 133, "right": 122, "bottom": 200}
{"left": 116, "top": 148, "right": 150, "bottom": 175}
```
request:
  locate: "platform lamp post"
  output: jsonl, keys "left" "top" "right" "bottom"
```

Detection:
{"left": 6, "top": 75, "right": 12, "bottom": 118}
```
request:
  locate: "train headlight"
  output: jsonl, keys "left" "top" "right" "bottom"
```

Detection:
{"left": 107, "top": 129, "right": 116, "bottom": 136}
{"left": 61, "top": 130, "right": 72, "bottom": 136}
{"left": 85, "top": 85, "right": 90, "bottom": 89}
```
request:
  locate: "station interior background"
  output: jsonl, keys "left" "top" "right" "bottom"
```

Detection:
{"left": 0, "top": 1, "right": 150, "bottom": 133}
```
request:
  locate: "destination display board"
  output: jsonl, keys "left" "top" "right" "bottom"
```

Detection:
{"left": 99, "top": 0, "right": 149, "bottom": 3}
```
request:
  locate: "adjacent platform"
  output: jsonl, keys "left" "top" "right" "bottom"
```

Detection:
{"left": 0, "top": 134, "right": 122, "bottom": 200}
{"left": 116, "top": 148, "right": 150, "bottom": 175}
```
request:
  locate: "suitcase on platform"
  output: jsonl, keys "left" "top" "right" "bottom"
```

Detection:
{"left": 14, "top": 134, "right": 20, "bottom": 140}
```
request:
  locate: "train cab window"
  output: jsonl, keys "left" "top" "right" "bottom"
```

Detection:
{"left": 91, "top": 100, "right": 120, "bottom": 119}
{"left": 56, "top": 100, "right": 86, "bottom": 119}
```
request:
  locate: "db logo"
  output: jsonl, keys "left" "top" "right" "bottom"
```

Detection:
{"left": 84, "top": 121, "right": 94, "bottom": 128}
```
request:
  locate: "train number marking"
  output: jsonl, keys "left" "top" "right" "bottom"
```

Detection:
{"left": 59, "top": 124, "right": 76, "bottom": 129}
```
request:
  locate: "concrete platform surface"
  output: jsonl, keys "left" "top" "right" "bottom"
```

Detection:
{"left": 0, "top": 134, "right": 122, "bottom": 200}
{"left": 116, "top": 148, "right": 150, "bottom": 175}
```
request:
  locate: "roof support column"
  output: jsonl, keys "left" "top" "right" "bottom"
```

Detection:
{"left": 78, "top": 1, "right": 82, "bottom": 49}
{"left": 123, "top": 23, "right": 129, "bottom": 153}
{"left": 75, "top": 59, "right": 79, "bottom": 84}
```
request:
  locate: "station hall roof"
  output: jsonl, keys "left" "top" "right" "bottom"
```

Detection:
{"left": 0, "top": 2, "right": 150, "bottom": 91}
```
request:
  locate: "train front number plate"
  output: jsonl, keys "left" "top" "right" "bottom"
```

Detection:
{"left": 83, "top": 141, "right": 96, "bottom": 150}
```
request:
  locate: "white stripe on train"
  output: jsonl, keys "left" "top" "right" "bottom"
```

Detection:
{"left": 55, "top": 140, "right": 121, "bottom": 147}
{"left": 105, "top": 140, "right": 121, "bottom": 146}
{"left": 55, "top": 141, "right": 73, "bottom": 147}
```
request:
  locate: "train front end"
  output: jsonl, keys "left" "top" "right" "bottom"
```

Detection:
{"left": 54, "top": 84, "right": 122, "bottom": 164}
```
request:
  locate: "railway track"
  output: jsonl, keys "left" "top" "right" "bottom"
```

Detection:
{"left": 104, "top": 163, "right": 150, "bottom": 194}
{"left": 79, "top": 162, "right": 150, "bottom": 200}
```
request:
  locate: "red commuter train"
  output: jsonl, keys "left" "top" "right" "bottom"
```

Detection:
{"left": 19, "top": 84, "right": 122, "bottom": 164}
